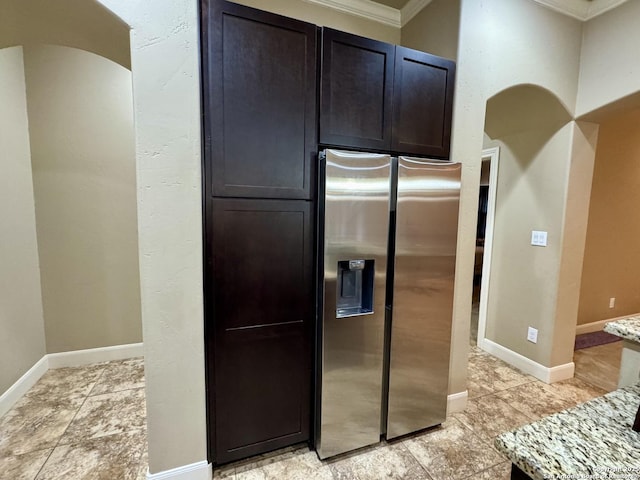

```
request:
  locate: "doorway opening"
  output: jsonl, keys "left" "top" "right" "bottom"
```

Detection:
{"left": 471, "top": 147, "right": 499, "bottom": 348}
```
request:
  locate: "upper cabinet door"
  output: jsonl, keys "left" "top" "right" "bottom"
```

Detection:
{"left": 320, "top": 28, "right": 395, "bottom": 151}
{"left": 392, "top": 46, "right": 456, "bottom": 158}
{"left": 203, "top": 1, "right": 317, "bottom": 199}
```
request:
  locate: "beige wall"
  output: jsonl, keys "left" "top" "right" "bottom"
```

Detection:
{"left": 482, "top": 86, "right": 573, "bottom": 365}
{"left": 23, "top": 44, "right": 141, "bottom": 354}
{"left": 401, "top": 0, "right": 460, "bottom": 60}
{"left": 577, "top": 0, "right": 640, "bottom": 117}
{"left": 232, "top": 0, "right": 400, "bottom": 43}
{"left": 94, "top": 0, "right": 206, "bottom": 474}
{"left": 447, "top": 0, "right": 585, "bottom": 387}
{"left": 551, "top": 120, "right": 598, "bottom": 365}
{"left": 0, "top": 0, "right": 130, "bottom": 69}
{"left": 578, "top": 109, "right": 640, "bottom": 325}
{"left": 0, "top": 46, "right": 46, "bottom": 394}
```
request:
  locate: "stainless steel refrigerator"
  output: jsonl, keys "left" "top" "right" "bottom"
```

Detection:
{"left": 316, "top": 149, "right": 462, "bottom": 459}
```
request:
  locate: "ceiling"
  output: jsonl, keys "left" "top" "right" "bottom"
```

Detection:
{"left": 303, "top": 0, "right": 629, "bottom": 28}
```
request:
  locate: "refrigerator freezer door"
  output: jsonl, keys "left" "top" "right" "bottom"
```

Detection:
{"left": 386, "top": 157, "right": 461, "bottom": 440}
{"left": 318, "top": 149, "right": 391, "bottom": 459}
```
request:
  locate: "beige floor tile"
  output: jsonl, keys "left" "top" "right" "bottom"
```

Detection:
{"left": 35, "top": 430, "right": 147, "bottom": 480}
{"left": 453, "top": 395, "right": 532, "bottom": 441}
{"left": 0, "top": 395, "right": 83, "bottom": 457}
{"left": 213, "top": 464, "right": 237, "bottom": 479}
{"left": 0, "top": 448, "right": 52, "bottom": 480}
{"left": 469, "top": 461, "right": 511, "bottom": 480}
{"left": 90, "top": 357, "right": 145, "bottom": 396}
{"left": 403, "top": 419, "right": 504, "bottom": 480}
{"left": 329, "top": 442, "right": 432, "bottom": 480}
{"left": 494, "top": 382, "right": 574, "bottom": 420}
{"left": 573, "top": 342, "right": 622, "bottom": 392}
{"left": 60, "top": 388, "right": 146, "bottom": 444}
{"left": 0, "top": 341, "right": 624, "bottom": 480}
{"left": 236, "top": 451, "right": 333, "bottom": 480}
{"left": 541, "top": 376, "right": 607, "bottom": 406}
{"left": 25, "top": 365, "right": 106, "bottom": 400}
{"left": 467, "top": 353, "right": 535, "bottom": 399}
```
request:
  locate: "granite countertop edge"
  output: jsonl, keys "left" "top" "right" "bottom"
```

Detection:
{"left": 604, "top": 315, "right": 640, "bottom": 343}
{"left": 494, "top": 383, "right": 640, "bottom": 480}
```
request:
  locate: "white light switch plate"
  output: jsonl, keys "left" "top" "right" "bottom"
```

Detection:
{"left": 531, "top": 230, "right": 548, "bottom": 247}
{"left": 527, "top": 327, "right": 538, "bottom": 343}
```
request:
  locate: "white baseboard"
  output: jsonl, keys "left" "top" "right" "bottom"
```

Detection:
{"left": 147, "top": 461, "right": 211, "bottom": 480}
{"left": 447, "top": 390, "right": 468, "bottom": 414}
{"left": 47, "top": 342, "right": 144, "bottom": 368}
{"left": 546, "top": 362, "right": 575, "bottom": 383}
{"left": 481, "top": 339, "right": 574, "bottom": 384}
{"left": 0, "top": 356, "right": 49, "bottom": 418}
{"left": 575, "top": 312, "right": 640, "bottom": 335}
{"left": 1, "top": 343, "right": 144, "bottom": 418}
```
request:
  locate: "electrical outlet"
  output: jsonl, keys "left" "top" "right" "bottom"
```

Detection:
{"left": 527, "top": 326, "right": 538, "bottom": 343}
{"left": 609, "top": 297, "right": 616, "bottom": 308}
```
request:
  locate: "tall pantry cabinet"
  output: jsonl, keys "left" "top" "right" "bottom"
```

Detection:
{"left": 201, "top": 0, "right": 316, "bottom": 464}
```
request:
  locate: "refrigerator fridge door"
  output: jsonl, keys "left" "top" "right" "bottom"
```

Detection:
{"left": 318, "top": 149, "right": 391, "bottom": 459}
{"left": 386, "top": 157, "right": 461, "bottom": 440}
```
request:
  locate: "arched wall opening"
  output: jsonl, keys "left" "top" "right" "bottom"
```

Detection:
{"left": 0, "top": 0, "right": 139, "bottom": 422}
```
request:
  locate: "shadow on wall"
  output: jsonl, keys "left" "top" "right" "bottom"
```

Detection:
{"left": 485, "top": 84, "right": 572, "bottom": 166}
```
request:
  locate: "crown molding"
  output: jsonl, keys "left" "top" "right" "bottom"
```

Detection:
{"left": 305, "top": 0, "right": 629, "bottom": 29}
{"left": 529, "top": 0, "right": 589, "bottom": 20}
{"left": 401, "top": 0, "right": 433, "bottom": 26}
{"left": 586, "top": 0, "right": 630, "bottom": 18}
{"left": 530, "top": 0, "right": 630, "bottom": 21}
{"left": 302, "top": 0, "right": 401, "bottom": 27}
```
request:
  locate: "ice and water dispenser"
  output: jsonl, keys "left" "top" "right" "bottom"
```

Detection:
{"left": 336, "top": 259, "right": 375, "bottom": 318}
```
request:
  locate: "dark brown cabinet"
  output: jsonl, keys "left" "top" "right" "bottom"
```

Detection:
{"left": 392, "top": 46, "right": 455, "bottom": 158}
{"left": 320, "top": 28, "right": 395, "bottom": 152}
{"left": 207, "top": 198, "right": 313, "bottom": 464}
{"left": 201, "top": 0, "right": 315, "bottom": 466}
{"left": 320, "top": 29, "right": 455, "bottom": 159}
{"left": 203, "top": 1, "right": 317, "bottom": 199}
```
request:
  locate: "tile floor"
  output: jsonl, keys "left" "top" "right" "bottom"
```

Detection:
{"left": 211, "top": 345, "right": 611, "bottom": 480}
{"left": 0, "top": 358, "right": 147, "bottom": 480}
{"left": 0, "top": 343, "right": 620, "bottom": 480}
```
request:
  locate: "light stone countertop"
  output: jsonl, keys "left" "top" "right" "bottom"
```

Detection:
{"left": 494, "top": 383, "right": 640, "bottom": 480}
{"left": 605, "top": 316, "right": 640, "bottom": 343}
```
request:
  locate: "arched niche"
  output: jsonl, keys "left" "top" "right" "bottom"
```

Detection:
{"left": 0, "top": 0, "right": 130, "bottom": 69}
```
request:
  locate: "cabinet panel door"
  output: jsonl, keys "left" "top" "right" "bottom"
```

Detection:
{"left": 206, "top": 198, "right": 313, "bottom": 464}
{"left": 203, "top": 1, "right": 317, "bottom": 199}
{"left": 320, "top": 28, "right": 395, "bottom": 151}
{"left": 392, "top": 46, "right": 455, "bottom": 158}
